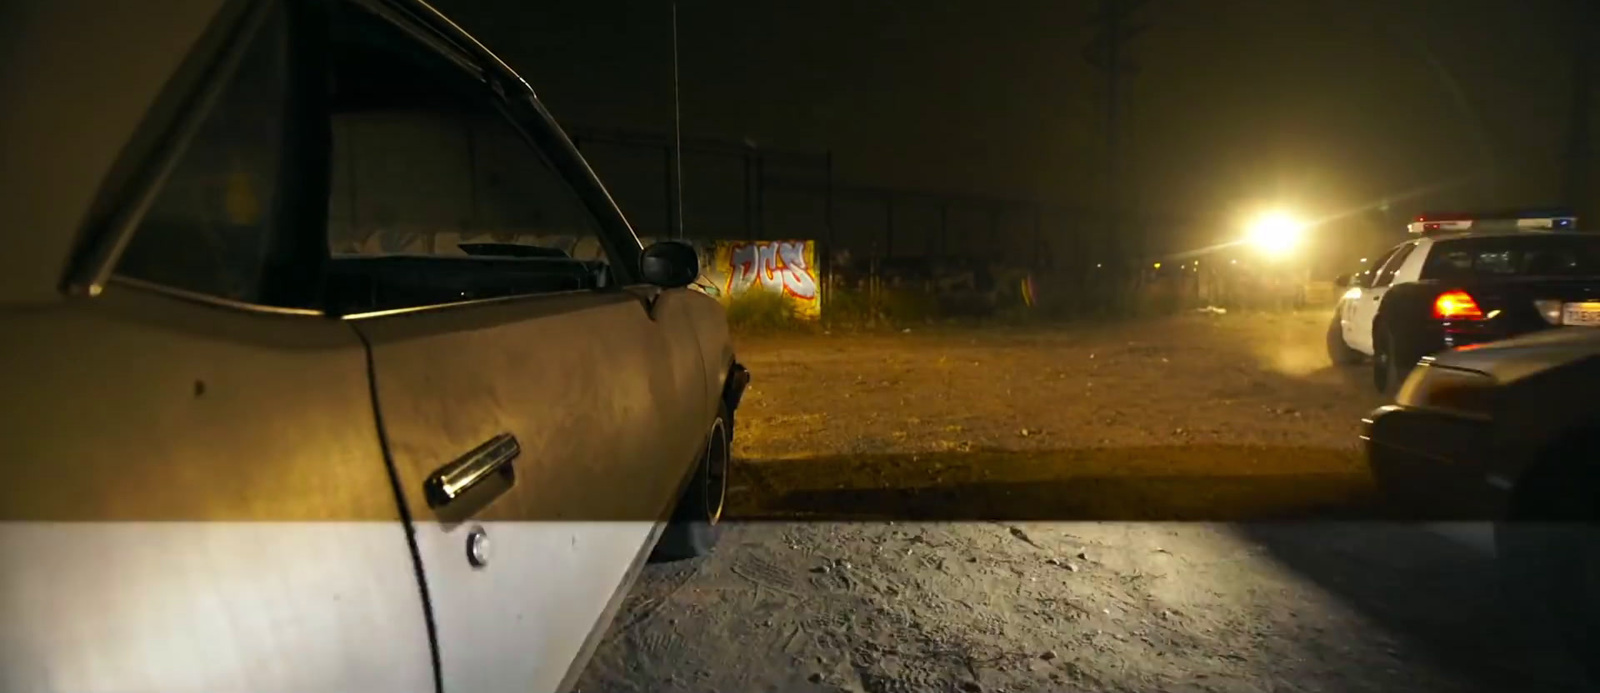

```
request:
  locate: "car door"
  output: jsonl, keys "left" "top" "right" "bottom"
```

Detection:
{"left": 1341, "top": 246, "right": 1397, "bottom": 351}
{"left": 1348, "top": 242, "right": 1417, "bottom": 354}
{"left": 0, "top": 2, "right": 432, "bottom": 690}
{"left": 319, "top": 4, "right": 710, "bottom": 691}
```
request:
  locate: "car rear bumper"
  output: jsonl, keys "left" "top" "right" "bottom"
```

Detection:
{"left": 1363, "top": 404, "right": 1511, "bottom": 520}
{"left": 1439, "top": 323, "right": 1521, "bottom": 350}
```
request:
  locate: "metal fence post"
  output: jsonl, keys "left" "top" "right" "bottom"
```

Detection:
{"left": 940, "top": 203, "right": 950, "bottom": 256}
{"left": 885, "top": 196, "right": 895, "bottom": 259}
{"left": 754, "top": 153, "right": 766, "bottom": 240}
{"left": 1033, "top": 205, "right": 1043, "bottom": 269}
{"left": 825, "top": 150, "right": 835, "bottom": 252}
{"left": 743, "top": 151, "right": 754, "bottom": 240}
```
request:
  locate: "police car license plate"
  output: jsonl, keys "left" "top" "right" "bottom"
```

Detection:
{"left": 1561, "top": 302, "right": 1600, "bottom": 326}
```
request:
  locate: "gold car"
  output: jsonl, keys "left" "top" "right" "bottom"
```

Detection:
{"left": 0, "top": 1, "right": 746, "bottom": 690}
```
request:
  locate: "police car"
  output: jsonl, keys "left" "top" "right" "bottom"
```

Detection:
{"left": 1327, "top": 211, "right": 1600, "bottom": 392}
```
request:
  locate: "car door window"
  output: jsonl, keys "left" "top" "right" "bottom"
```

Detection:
{"left": 323, "top": 9, "right": 614, "bottom": 313}
{"left": 1373, "top": 243, "right": 1416, "bottom": 287}
{"left": 114, "top": 5, "right": 292, "bottom": 305}
{"left": 1356, "top": 247, "right": 1399, "bottom": 288}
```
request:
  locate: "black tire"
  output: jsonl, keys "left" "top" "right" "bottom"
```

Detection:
{"left": 1495, "top": 433, "right": 1600, "bottom": 682}
{"left": 1326, "top": 313, "right": 1363, "bottom": 365}
{"left": 652, "top": 404, "right": 731, "bottom": 561}
{"left": 1372, "top": 327, "right": 1412, "bottom": 395}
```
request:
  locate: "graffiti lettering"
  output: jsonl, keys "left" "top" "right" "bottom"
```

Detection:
{"left": 727, "top": 241, "right": 818, "bottom": 300}
{"left": 690, "top": 239, "right": 821, "bottom": 320}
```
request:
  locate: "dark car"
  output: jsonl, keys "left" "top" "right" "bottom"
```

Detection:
{"left": 1364, "top": 327, "right": 1600, "bottom": 677}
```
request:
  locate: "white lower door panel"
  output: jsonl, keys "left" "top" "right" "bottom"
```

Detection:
{"left": 0, "top": 522, "right": 434, "bottom": 693}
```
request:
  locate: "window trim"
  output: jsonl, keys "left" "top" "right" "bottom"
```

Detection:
{"left": 337, "top": 286, "right": 615, "bottom": 321}
{"left": 63, "top": 0, "right": 281, "bottom": 300}
{"left": 109, "top": 275, "right": 326, "bottom": 317}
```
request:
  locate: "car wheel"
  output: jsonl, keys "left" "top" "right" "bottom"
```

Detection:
{"left": 1326, "top": 313, "right": 1363, "bottom": 365}
{"left": 1372, "top": 329, "right": 1394, "bottom": 393}
{"left": 651, "top": 404, "right": 731, "bottom": 561}
{"left": 1496, "top": 434, "right": 1600, "bottom": 681}
{"left": 1372, "top": 328, "right": 1413, "bottom": 395}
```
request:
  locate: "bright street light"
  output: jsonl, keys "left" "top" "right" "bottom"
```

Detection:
{"left": 1247, "top": 211, "right": 1304, "bottom": 259}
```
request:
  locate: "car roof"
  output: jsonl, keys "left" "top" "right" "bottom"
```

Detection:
{"left": 0, "top": 0, "right": 544, "bottom": 306}
{"left": 1420, "top": 230, "right": 1597, "bottom": 243}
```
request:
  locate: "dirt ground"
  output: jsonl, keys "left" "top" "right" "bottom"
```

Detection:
{"left": 576, "top": 310, "right": 1592, "bottom": 693}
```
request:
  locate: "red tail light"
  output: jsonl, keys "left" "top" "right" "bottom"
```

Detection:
{"left": 1434, "top": 289, "right": 1484, "bottom": 320}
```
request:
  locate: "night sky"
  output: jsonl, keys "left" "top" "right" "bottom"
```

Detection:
{"left": 432, "top": 0, "right": 1591, "bottom": 255}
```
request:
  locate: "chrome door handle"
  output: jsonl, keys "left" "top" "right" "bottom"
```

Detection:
{"left": 424, "top": 433, "right": 519, "bottom": 508}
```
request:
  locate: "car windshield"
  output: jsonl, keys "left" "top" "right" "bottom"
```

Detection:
{"left": 1420, "top": 235, "right": 1600, "bottom": 279}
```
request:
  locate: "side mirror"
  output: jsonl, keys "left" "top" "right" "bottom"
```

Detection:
{"left": 640, "top": 241, "right": 699, "bottom": 289}
{"left": 1333, "top": 273, "right": 1351, "bottom": 288}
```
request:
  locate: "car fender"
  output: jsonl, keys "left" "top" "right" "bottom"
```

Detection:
{"left": 677, "top": 289, "right": 741, "bottom": 412}
{"left": 1375, "top": 282, "right": 1444, "bottom": 359}
{"left": 1496, "top": 355, "right": 1600, "bottom": 483}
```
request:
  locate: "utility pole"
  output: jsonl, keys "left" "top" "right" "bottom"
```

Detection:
{"left": 1085, "top": 0, "right": 1149, "bottom": 265}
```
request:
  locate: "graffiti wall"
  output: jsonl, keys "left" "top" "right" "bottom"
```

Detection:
{"left": 697, "top": 240, "right": 822, "bottom": 319}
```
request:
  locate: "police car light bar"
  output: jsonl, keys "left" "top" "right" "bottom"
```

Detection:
{"left": 1407, "top": 212, "right": 1577, "bottom": 235}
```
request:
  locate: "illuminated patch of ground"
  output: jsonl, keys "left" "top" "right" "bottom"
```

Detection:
{"left": 578, "top": 311, "right": 1586, "bottom": 693}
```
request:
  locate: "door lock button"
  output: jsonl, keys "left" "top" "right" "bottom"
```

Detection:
{"left": 466, "top": 526, "right": 491, "bottom": 568}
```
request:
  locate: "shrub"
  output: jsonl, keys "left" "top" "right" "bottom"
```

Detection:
{"left": 824, "top": 286, "right": 872, "bottom": 325}
{"left": 878, "top": 288, "right": 941, "bottom": 323}
{"left": 726, "top": 289, "right": 799, "bottom": 330}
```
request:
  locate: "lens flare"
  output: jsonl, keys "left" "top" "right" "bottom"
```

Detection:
{"left": 1247, "top": 211, "right": 1304, "bottom": 259}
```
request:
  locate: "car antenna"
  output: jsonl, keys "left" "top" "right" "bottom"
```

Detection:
{"left": 671, "top": 1, "right": 685, "bottom": 241}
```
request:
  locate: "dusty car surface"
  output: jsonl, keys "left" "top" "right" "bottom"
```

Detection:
{"left": 0, "top": 0, "right": 745, "bottom": 691}
{"left": 1363, "top": 327, "right": 1600, "bottom": 678}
